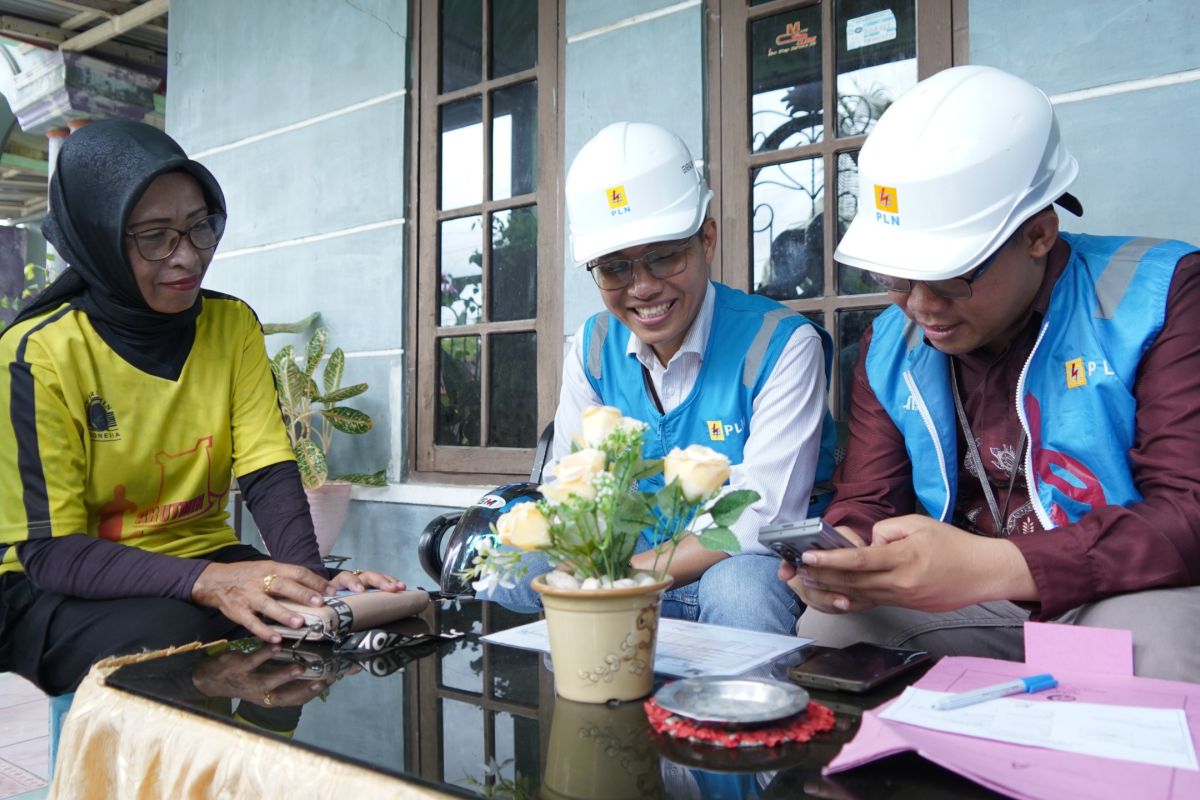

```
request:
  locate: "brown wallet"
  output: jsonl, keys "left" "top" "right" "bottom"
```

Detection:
{"left": 273, "top": 589, "right": 431, "bottom": 641}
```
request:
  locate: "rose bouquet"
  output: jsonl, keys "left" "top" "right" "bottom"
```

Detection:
{"left": 466, "top": 405, "right": 759, "bottom": 594}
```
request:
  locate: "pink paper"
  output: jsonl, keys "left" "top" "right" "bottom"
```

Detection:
{"left": 1024, "top": 621, "right": 1133, "bottom": 676}
{"left": 824, "top": 656, "right": 1200, "bottom": 800}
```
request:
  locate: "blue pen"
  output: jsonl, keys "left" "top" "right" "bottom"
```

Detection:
{"left": 933, "top": 673, "right": 1058, "bottom": 710}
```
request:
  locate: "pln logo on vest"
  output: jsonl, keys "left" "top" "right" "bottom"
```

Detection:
{"left": 706, "top": 419, "right": 745, "bottom": 442}
{"left": 606, "top": 185, "right": 631, "bottom": 217}
{"left": 1064, "top": 356, "right": 1115, "bottom": 389}
{"left": 874, "top": 185, "right": 900, "bottom": 226}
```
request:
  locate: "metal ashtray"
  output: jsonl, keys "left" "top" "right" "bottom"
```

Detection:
{"left": 653, "top": 676, "right": 810, "bottom": 728}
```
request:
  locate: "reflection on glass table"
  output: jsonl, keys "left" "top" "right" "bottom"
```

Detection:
{"left": 106, "top": 601, "right": 1004, "bottom": 799}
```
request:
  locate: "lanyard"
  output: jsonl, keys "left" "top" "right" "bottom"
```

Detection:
{"left": 949, "top": 359, "right": 1026, "bottom": 535}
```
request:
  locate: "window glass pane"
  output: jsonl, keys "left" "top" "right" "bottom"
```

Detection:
{"left": 440, "top": 215, "right": 483, "bottom": 326}
{"left": 439, "top": 699, "right": 484, "bottom": 789}
{"left": 441, "top": 97, "right": 483, "bottom": 210}
{"left": 836, "top": 306, "right": 885, "bottom": 420}
{"left": 750, "top": 5, "right": 824, "bottom": 151}
{"left": 441, "top": 0, "right": 482, "bottom": 93}
{"left": 489, "top": 642, "right": 540, "bottom": 705}
{"left": 835, "top": 0, "right": 917, "bottom": 137}
{"left": 488, "top": 333, "right": 537, "bottom": 448}
{"left": 437, "top": 336, "right": 481, "bottom": 446}
{"left": 753, "top": 156, "right": 824, "bottom": 300}
{"left": 491, "top": 0, "right": 537, "bottom": 78}
{"left": 438, "top": 633, "right": 483, "bottom": 694}
{"left": 489, "top": 206, "right": 537, "bottom": 321}
{"left": 834, "top": 149, "right": 879, "bottom": 296}
{"left": 492, "top": 81, "right": 538, "bottom": 201}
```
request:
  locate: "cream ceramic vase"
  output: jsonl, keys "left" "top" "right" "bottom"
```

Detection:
{"left": 541, "top": 696, "right": 666, "bottom": 800}
{"left": 531, "top": 573, "right": 672, "bottom": 703}
{"left": 305, "top": 482, "right": 352, "bottom": 557}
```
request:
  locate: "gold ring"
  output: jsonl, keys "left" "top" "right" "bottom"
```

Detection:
{"left": 262, "top": 691, "right": 273, "bottom": 707}
{"left": 351, "top": 569, "right": 364, "bottom": 576}
{"left": 263, "top": 573, "right": 278, "bottom": 594}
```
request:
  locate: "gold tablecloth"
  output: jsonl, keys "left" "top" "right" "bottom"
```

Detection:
{"left": 48, "top": 643, "right": 453, "bottom": 800}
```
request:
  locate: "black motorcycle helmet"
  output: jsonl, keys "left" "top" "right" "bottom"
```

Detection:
{"left": 418, "top": 482, "right": 544, "bottom": 596}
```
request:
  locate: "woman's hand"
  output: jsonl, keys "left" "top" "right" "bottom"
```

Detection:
{"left": 327, "top": 569, "right": 405, "bottom": 594}
{"left": 191, "top": 643, "right": 338, "bottom": 707}
{"left": 191, "top": 560, "right": 330, "bottom": 643}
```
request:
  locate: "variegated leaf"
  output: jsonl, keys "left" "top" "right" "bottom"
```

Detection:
{"left": 315, "top": 382, "right": 367, "bottom": 405}
{"left": 262, "top": 312, "right": 319, "bottom": 336}
{"left": 294, "top": 439, "right": 328, "bottom": 488}
{"left": 283, "top": 359, "right": 307, "bottom": 410}
{"left": 328, "top": 470, "right": 387, "bottom": 487}
{"left": 304, "top": 327, "right": 328, "bottom": 377}
{"left": 323, "top": 347, "right": 345, "bottom": 395}
{"left": 323, "top": 406, "right": 373, "bottom": 435}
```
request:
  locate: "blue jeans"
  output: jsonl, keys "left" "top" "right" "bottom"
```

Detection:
{"left": 486, "top": 548, "right": 803, "bottom": 636}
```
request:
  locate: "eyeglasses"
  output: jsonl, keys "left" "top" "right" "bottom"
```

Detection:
{"left": 125, "top": 213, "right": 227, "bottom": 261}
{"left": 867, "top": 234, "right": 1018, "bottom": 301}
{"left": 586, "top": 234, "right": 697, "bottom": 290}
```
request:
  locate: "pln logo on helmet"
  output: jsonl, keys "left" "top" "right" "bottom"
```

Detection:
{"left": 606, "top": 185, "right": 631, "bottom": 217}
{"left": 874, "top": 184, "right": 900, "bottom": 226}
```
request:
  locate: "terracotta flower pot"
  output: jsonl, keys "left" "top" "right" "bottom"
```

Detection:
{"left": 305, "top": 482, "right": 352, "bottom": 557}
{"left": 532, "top": 573, "right": 673, "bottom": 703}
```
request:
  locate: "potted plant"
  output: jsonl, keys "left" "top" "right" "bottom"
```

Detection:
{"left": 269, "top": 324, "right": 385, "bottom": 556}
{"left": 466, "top": 405, "right": 759, "bottom": 703}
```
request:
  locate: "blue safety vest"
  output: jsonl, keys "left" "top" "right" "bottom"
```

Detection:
{"left": 582, "top": 281, "right": 838, "bottom": 514}
{"left": 865, "top": 233, "right": 1196, "bottom": 528}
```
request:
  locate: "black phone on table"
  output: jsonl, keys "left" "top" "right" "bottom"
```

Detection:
{"left": 787, "top": 642, "right": 931, "bottom": 693}
{"left": 757, "top": 517, "right": 855, "bottom": 564}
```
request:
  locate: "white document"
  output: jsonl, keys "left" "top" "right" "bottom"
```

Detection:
{"left": 880, "top": 686, "right": 1199, "bottom": 771}
{"left": 481, "top": 618, "right": 810, "bottom": 678}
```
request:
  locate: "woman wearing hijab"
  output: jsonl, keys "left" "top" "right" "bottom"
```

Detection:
{"left": 0, "top": 120, "right": 402, "bottom": 695}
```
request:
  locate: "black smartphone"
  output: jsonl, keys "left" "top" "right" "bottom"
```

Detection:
{"left": 788, "top": 642, "right": 931, "bottom": 693}
{"left": 758, "top": 518, "right": 855, "bottom": 564}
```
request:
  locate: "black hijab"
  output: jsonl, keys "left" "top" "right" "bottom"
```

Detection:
{"left": 10, "top": 120, "right": 225, "bottom": 377}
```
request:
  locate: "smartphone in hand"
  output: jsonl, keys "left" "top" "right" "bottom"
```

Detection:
{"left": 758, "top": 518, "right": 855, "bottom": 564}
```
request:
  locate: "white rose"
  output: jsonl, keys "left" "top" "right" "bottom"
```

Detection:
{"left": 663, "top": 444, "right": 732, "bottom": 502}
{"left": 615, "top": 415, "right": 647, "bottom": 434}
{"left": 495, "top": 503, "right": 551, "bottom": 551}
{"left": 580, "top": 405, "right": 623, "bottom": 447}
{"left": 540, "top": 448, "right": 605, "bottom": 503}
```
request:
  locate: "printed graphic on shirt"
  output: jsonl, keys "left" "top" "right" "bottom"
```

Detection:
{"left": 97, "top": 436, "right": 228, "bottom": 541}
{"left": 707, "top": 420, "right": 725, "bottom": 441}
{"left": 1065, "top": 357, "right": 1087, "bottom": 389}
{"left": 86, "top": 393, "right": 120, "bottom": 441}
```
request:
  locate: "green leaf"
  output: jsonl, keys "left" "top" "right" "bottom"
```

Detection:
{"left": 630, "top": 458, "right": 664, "bottom": 483}
{"left": 654, "top": 480, "right": 683, "bottom": 524}
{"left": 697, "top": 525, "right": 740, "bottom": 553}
{"left": 262, "top": 312, "right": 319, "bottom": 335}
{"left": 323, "top": 406, "right": 373, "bottom": 435}
{"left": 304, "top": 327, "right": 327, "bottom": 377}
{"left": 708, "top": 489, "right": 761, "bottom": 527}
{"left": 315, "top": 382, "right": 367, "bottom": 405}
{"left": 294, "top": 439, "right": 328, "bottom": 488}
{"left": 323, "top": 347, "right": 345, "bottom": 395}
{"left": 328, "top": 470, "right": 387, "bottom": 487}
{"left": 283, "top": 359, "right": 308, "bottom": 410}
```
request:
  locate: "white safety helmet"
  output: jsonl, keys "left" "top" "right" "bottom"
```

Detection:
{"left": 835, "top": 65, "right": 1082, "bottom": 281}
{"left": 565, "top": 121, "right": 713, "bottom": 265}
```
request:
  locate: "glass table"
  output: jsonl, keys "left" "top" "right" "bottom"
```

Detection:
{"left": 103, "top": 598, "right": 1004, "bottom": 799}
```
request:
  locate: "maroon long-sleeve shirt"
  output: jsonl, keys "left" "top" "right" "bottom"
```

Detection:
{"left": 825, "top": 237, "right": 1200, "bottom": 618}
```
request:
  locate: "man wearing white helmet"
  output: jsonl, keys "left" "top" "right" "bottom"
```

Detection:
{"left": 781, "top": 65, "right": 1200, "bottom": 679}
{"left": 490, "top": 121, "right": 837, "bottom": 633}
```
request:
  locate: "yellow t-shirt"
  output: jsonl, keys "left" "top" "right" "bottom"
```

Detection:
{"left": 0, "top": 293, "right": 295, "bottom": 573}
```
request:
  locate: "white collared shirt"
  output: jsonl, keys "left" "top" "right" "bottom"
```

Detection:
{"left": 552, "top": 282, "right": 827, "bottom": 554}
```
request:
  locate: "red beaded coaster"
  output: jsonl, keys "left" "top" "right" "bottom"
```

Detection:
{"left": 644, "top": 695, "right": 836, "bottom": 748}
